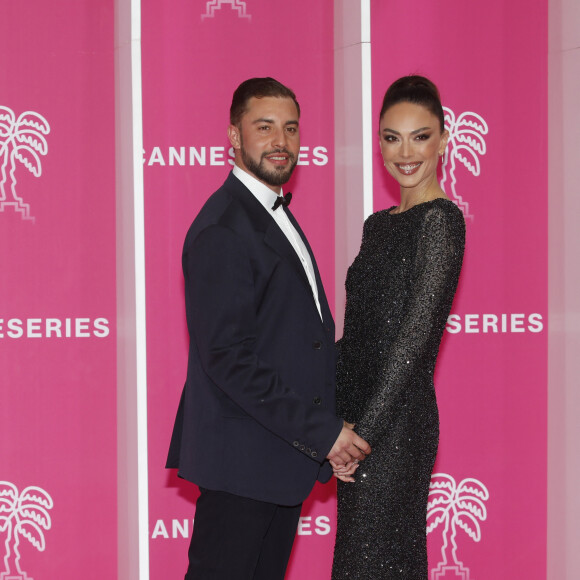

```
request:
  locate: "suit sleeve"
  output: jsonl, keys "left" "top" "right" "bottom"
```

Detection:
{"left": 185, "top": 224, "right": 342, "bottom": 463}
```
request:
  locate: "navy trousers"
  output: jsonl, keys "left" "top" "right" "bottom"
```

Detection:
{"left": 185, "top": 488, "right": 302, "bottom": 580}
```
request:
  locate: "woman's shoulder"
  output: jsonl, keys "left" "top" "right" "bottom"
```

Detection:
{"left": 361, "top": 207, "right": 393, "bottom": 237}
{"left": 419, "top": 199, "right": 466, "bottom": 257}
{"left": 362, "top": 198, "right": 464, "bottom": 235}
{"left": 366, "top": 207, "right": 395, "bottom": 222}
{"left": 420, "top": 198, "right": 465, "bottom": 229}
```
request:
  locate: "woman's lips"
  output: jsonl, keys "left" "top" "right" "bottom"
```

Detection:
{"left": 395, "top": 162, "right": 422, "bottom": 176}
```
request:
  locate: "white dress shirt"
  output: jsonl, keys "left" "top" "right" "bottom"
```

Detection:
{"left": 232, "top": 165, "right": 322, "bottom": 321}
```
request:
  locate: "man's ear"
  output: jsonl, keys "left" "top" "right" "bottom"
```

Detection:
{"left": 228, "top": 124, "right": 241, "bottom": 150}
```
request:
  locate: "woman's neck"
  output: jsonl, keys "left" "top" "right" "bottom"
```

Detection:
{"left": 394, "top": 178, "right": 448, "bottom": 214}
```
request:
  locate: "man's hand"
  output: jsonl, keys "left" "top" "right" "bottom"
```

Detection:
{"left": 330, "top": 459, "right": 359, "bottom": 483}
{"left": 326, "top": 421, "right": 371, "bottom": 466}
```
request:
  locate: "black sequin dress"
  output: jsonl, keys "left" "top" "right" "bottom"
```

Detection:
{"left": 332, "top": 199, "right": 465, "bottom": 579}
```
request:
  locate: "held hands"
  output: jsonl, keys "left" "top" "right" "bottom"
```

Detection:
{"left": 330, "top": 459, "right": 360, "bottom": 483}
{"left": 326, "top": 421, "right": 370, "bottom": 482}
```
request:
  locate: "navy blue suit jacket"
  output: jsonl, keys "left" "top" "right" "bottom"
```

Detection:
{"left": 167, "top": 172, "right": 342, "bottom": 506}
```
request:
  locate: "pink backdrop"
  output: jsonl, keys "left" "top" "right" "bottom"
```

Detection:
{"left": 144, "top": 1, "right": 548, "bottom": 579}
{"left": 0, "top": 2, "right": 117, "bottom": 579}
{"left": 1, "top": 1, "right": 549, "bottom": 578}
{"left": 371, "top": 1, "right": 548, "bottom": 578}
{"left": 142, "top": 1, "right": 336, "bottom": 578}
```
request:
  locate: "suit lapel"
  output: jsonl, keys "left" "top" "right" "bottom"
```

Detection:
{"left": 284, "top": 207, "right": 334, "bottom": 331}
{"left": 226, "top": 172, "right": 333, "bottom": 330}
{"left": 227, "top": 173, "right": 312, "bottom": 294}
{"left": 263, "top": 221, "right": 312, "bottom": 292}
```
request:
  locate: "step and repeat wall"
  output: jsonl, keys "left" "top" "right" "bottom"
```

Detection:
{"left": 144, "top": 1, "right": 548, "bottom": 579}
{"left": 0, "top": 2, "right": 118, "bottom": 579}
{"left": 369, "top": 2, "right": 548, "bottom": 579}
{"left": 142, "top": 1, "right": 336, "bottom": 578}
{"left": 1, "top": 1, "right": 547, "bottom": 579}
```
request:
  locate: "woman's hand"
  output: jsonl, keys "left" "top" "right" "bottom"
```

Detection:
{"left": 330, "top": 459, "right": 359, "bottom": 483}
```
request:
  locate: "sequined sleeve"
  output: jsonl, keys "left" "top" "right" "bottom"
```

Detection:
{"left": 356, "top": 204, "right": 465, "bottom": 442}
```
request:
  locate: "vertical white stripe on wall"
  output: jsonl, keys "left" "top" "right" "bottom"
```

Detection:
{"left": 132, "top": 0, "right": 150, "bottom": 576}
{"left": 334, "top": 0, "right": 373, "bottom": 337}
{"left": 548, "top": 0, "right": 580, "bottom": 578}
{"left": 360, "top": 0, "right": 373, "bottom": 220}
{"left": 115, "top": 0, "right": 149, "bottom": 578}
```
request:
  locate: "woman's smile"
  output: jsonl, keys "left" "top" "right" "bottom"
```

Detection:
{"left": 394, "top": 162, "right": 423, "bottom": 175}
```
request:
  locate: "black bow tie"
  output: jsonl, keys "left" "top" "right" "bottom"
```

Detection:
{"left": 272, "top": 192, "right": 292, "bottom": 211}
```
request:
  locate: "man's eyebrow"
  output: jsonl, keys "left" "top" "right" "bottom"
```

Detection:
{"left": 251, "top": 118, "right": 299, "bottom": 125}
{"left": 382, "top": 126, "right": 431, "bottom": 135}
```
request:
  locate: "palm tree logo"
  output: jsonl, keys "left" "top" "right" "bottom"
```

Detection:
{"left": 0, "top": 482, "right": 53, "bottom": 580}
{"left": 440, "top": 107, "right": 488, "bottom": 221}
{"left": 0, "top": 106, "right": 50, "bottom": 223}
{"left": 201, "top": 0, "right": 251, "bottom": 21}
{"left": 427, "top": 473, "right": 489, "bottom": 580}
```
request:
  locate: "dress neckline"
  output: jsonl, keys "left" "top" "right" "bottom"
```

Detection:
{"left": 386, "top": 197, "right": 454, "bottom": 216}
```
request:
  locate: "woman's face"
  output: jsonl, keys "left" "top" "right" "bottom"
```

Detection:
{"left": 379, "top": 101, "right": 448, "bottom": 193}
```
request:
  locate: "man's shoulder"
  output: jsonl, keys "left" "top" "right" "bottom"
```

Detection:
{"left": 197, "top": 179, "right": 236, "bottom": 220}
{"left": 184, "top": 173, "right": 265, "bottom": 247}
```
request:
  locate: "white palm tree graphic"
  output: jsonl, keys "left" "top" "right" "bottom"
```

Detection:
{"left": 201, "top": 0, "right": 251, "bottom": 21}
{"left": 0, "top": 482, "right": 53, "bottom": 580}
{"left": 440, "top": 107, "right": 488, "bottom": 220}
{"left": 0, "top": 106, "right": 50, "bottom": 223}
{"left": 427, "top": 473, "right": 489, "bottom": 580}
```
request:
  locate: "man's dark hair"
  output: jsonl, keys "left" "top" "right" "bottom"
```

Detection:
{"left": 230, "top": 77, "right": 300, "bottom": 126}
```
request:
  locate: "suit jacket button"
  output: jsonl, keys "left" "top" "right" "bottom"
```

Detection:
{"left": 311, "top": 451, "right": 318, "bottom": 458}
{"left": 312, "top": 341, "right": 322, "bottom": 349}
{"left": 313, "top": 396, "right": 321, "bottom": 405}
{"left": 293, "top": 441, "right": 299, "bottom": 447}
{"left": 299, "top": 445, "right": 305, "bottom": 451}
{"left": 306, "top": 448, "right": 311, "bottom": 454}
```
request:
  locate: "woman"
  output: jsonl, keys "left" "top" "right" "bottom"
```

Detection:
{"left": 331, "top": 75, "right": 465, "bottom": 579}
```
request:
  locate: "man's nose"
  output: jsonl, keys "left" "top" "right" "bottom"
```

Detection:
{"left": 270, "top": 127, "right": 287, "bottom": 148}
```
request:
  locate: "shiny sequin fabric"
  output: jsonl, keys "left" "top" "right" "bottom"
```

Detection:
{"left": 332, "top": 199, "right": 465, "bottom": 579}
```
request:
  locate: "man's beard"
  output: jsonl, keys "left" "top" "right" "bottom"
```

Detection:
{"left": 240, "top": 143, "right": 298, "bottom": 187}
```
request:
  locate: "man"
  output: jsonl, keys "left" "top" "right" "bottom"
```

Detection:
{"left": 167, "top": 77, "right": 370, "bottom": 580}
